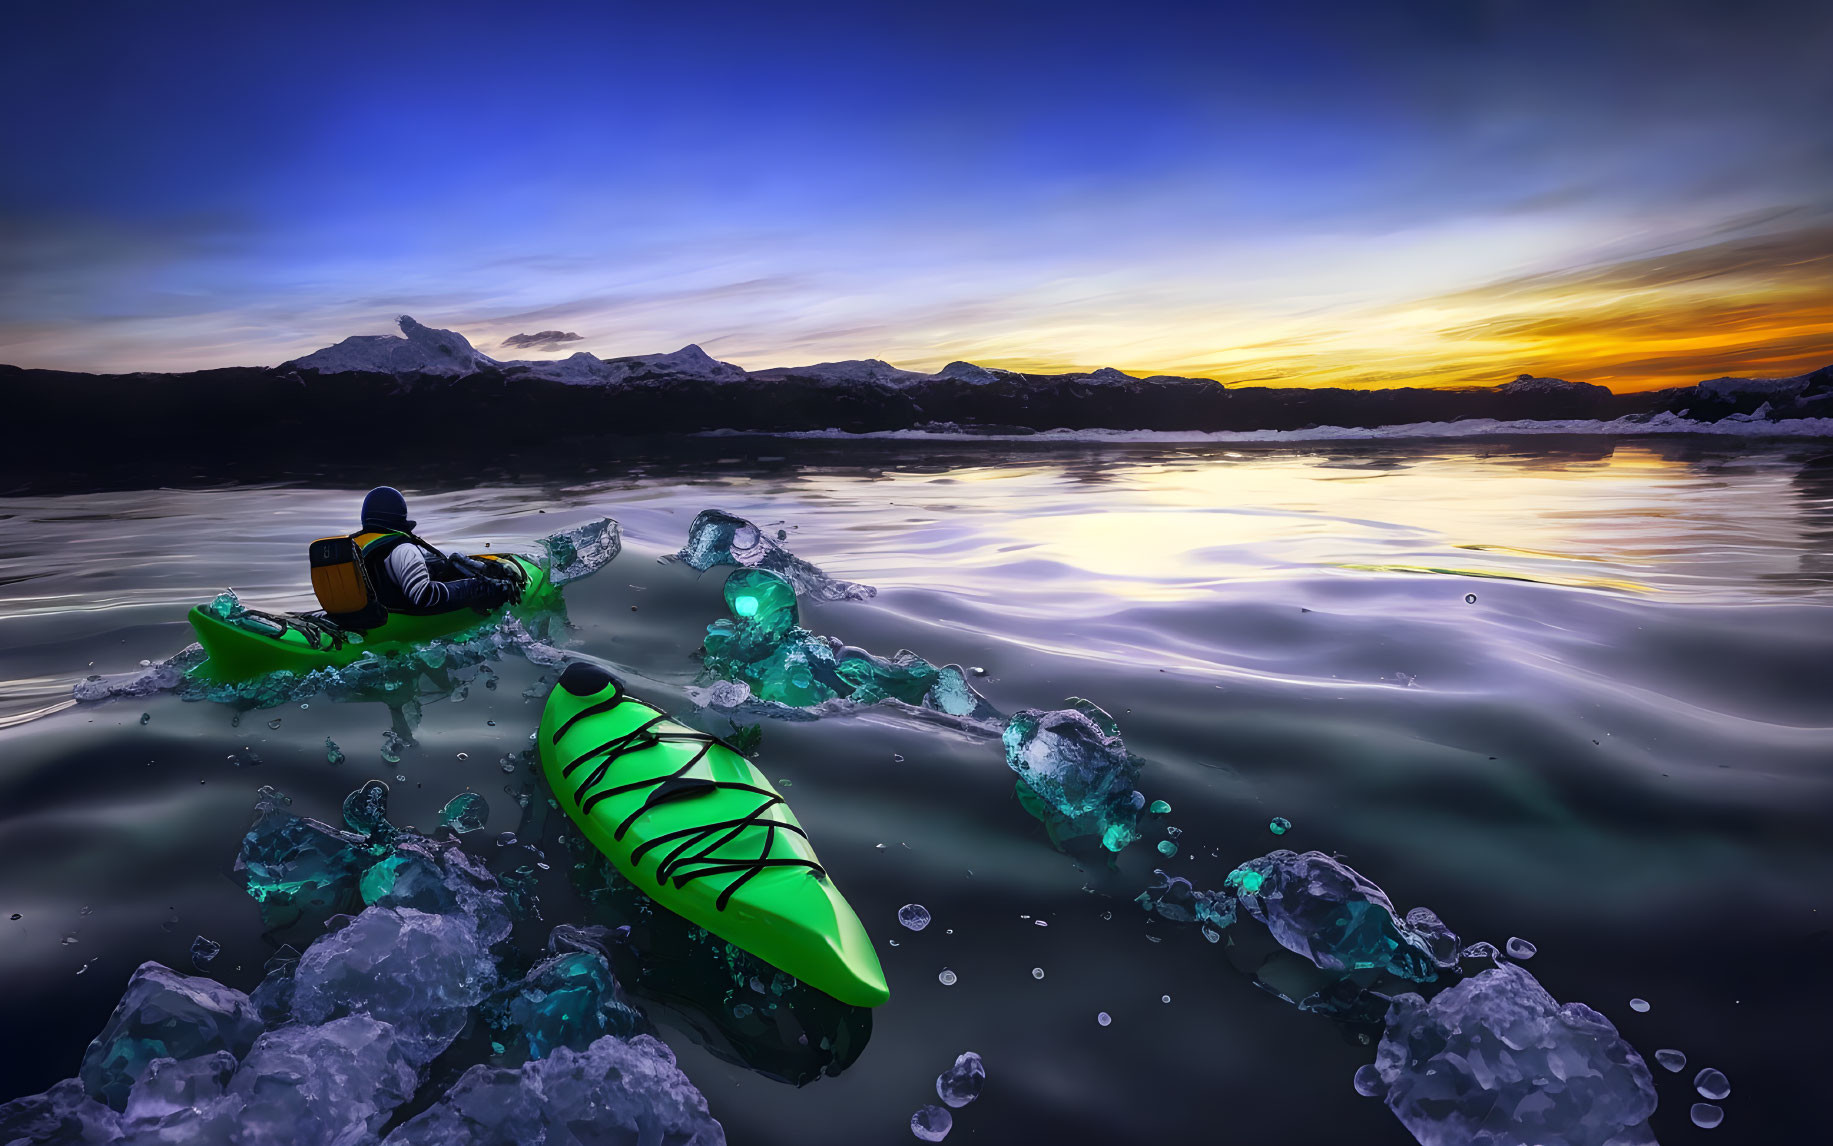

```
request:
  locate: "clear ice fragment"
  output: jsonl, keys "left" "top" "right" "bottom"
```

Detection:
{"left": 1097, "top": 1012, "right": 1111, "bottom": 1027}
{"left": 381, "top": 1034, "right": 722, "bottom": 1145}
{"left": 679, "top": 509, "right": 874, "bottom": 602}
{"left": 937, "top": 969, "right": 957, "bottom": 986}
{"left": 911, "top": 1103, "right": 954, "bottom": 1141}
{"left": 1269, "top": 816, "right": 1291, "bottom": 835}
{"left": 1655, "top": 1048, "right": 1686, "bottom": 1073}
{"left": 1690, "top": 1103, "right": 1724, "bottom": 1129}
{"left": 936, "top": 1051, "right": 986, "bottom": 1108}
{"left": 1505, "top": 936, "right": 1537, "bottom": 959}
{"left": 1694, "top": 1067, "right": 1729, "bottom": 1100}
{"left": 541, "top": 517, "right": 623, "bottom": 585}
{"left": 324, "top": 737, "right": 345, "bottom": 765}
{"left": 189, "top": 935, "right": 221, "bottom": 969}
{"left": 1370, "top": 963, "right": 1657, "bottom": 1146}
{"left": 898, "top": 904, "right": 932, "bottom": 931}
{"left": 1230, "top": 850, "right": 1458, "bottom": 982}
{"left": 1002, "top": 701, "right": 1140, "bottom": 852}
{"left": 343, "top": 780, "right": 393, "bottom": 838}
{"left": 1629, "top": 997, "right": 1650, "bottom": 1013}
{"left": 438, "top": 792, "right": 490, "bottom": 833}
{"left": 291, "top": 905, "right": 498, "bottom": 1067}
{"left": 77, "top": 962, "right": 263, "bottom": 1110}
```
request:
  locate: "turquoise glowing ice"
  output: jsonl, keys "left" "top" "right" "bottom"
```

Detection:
{"left": 1002, "top": 700, "right": 1141, "bottom": 852}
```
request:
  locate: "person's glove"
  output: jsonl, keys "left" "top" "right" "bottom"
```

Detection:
{"left": 479, "top": 578, "right": 515, "bottom": 611}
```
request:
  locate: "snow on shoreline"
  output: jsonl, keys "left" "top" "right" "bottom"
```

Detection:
{"left": 699, "top": 412, "right": 1833, "bottom": 443}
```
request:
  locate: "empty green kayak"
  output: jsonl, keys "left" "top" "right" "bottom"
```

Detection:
{"left": 541, "top": 660, "right": 888, "bottom": 1008}
{"left": 187, "top": 553, "right": 552, "bottom": 683}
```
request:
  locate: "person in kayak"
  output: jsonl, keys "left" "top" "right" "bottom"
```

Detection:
{"left": 351, "top": 486, "right": 512, "bottom": 617}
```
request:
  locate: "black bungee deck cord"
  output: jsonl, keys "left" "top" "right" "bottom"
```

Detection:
{"left": 551, "top": 672, "right": 825, "bottom": 911}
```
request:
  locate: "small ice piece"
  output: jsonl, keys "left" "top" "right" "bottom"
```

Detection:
{"left": 290, "top": 905, "right": 498, "bottom": 1067}
{"left": 324, "top": 737, "right": 345, "bottom": 765}
{"left": 1465, "top": 593, "right": 1477, "bottom": 604}
{"left": 1160, "top": 995, "right": 1170, "bottom": 1003}
{"left": 678, "top": 509, "right": 874, "bottom": 601}
{"left": 189, "top": 935, "right": 221, "bottom": 969}
{"left": 1002, "top": 700, "right": 1141, "bottom": 852}
{"left": 898, "top": 904, "right": 932, "bottom": 932}
{"left": 497, "top": 946, "right": 644, "bottom": 1061}
{"left": 1690, "top": 1102, "right": 1724, "bottom": 1129}
{"left": 438, "top": 792, "right": 490, "bottom": 834}
{"left": 383, "top": 1034, "right": 722, "bottom": 1145}
{"left": 935, "top": 1051, "right": 986, "bottom": 1108}
{"left": 911, "top": 1103, "right": 954, "bottom": 1141}
{"left": 1654, "top": 1048, "right": 1686, "bottom": 1073}
{"left": 1149, "top": 799, "right": 1171, "bottom": 814}
{"left": 139, "top": 712, "right": 151, "bottom": 725}
{"left": 221, "top": 1015, "right": 419, "bottom": 1142}
{"left": 1157, "top": 840, "right": 1177, "bottom": 857}
{"left": 233, "top": 787, "right": 375, "bottom": 927}
{"left": 0, "top": 1079, "right": 123, "bottom": 1141}
{"left": 1694, "top": 1067, "right": 1729, "bottom": 1100}
{"left": 120, "top": 1048, "right": 235, "bottom": 1125}
{"left": 1629, "top": 997, "right": 1650, "bottom": 1013}
{"left": 1230, "top": 850, "right": 1459, "bottom": 981}
{"left": 938, "top": 968, "right": 957, "bottom": 986}
{"left": 267, "top": 718, "right": 282, "bottom": 730}
{"left": 541, "top": 517, "right": 623, "bottom": 586}
{"left": 1461, "top": 941, "right": 1500, "bottom": 960}
{"left": 1353, "top": 1063, "right": 1384, "bottom": 1097}
{"left": 1268, "top": 816, "right": 1292, "bottom": 835}
{"left": 1097, "top": 1011, "right": 1112, "bottom": 1027}
{"left": 1032, "top": 967, "right": 1044, "bottom": 979}
{"left": 1504, "top": 936, "right": 1537, "bottom": 959}
{"left": 1369, "top": 963, "right": 1656, "bottom": 1146}
{"left": 77, "top": 962, "right": 263, "bottom": 1110}
{"left": 342, "top": 780, "right": 393, "bottom": 837}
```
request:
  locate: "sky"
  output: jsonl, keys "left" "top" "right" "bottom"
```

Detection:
{"left": 2, "top": 0, "right": 1829, "bottom": 390}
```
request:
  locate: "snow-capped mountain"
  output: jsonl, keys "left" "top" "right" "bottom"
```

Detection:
{"left": 284, "top": 315, "right": 502, "bottom": 376}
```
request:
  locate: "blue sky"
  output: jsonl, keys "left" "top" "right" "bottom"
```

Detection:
{"left": 3, "top": 0, "right": 1829, "bottom": 387}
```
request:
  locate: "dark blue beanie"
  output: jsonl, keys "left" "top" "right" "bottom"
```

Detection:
{"left": 360, "top": 486, "right": 415, "bottom": 532}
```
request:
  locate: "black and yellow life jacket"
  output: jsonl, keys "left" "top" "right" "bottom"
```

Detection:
{"left": 308, "top": 529, "right": 442, "bottom": 630}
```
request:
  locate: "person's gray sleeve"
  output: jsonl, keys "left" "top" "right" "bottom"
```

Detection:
{"left": 383, "top": 543, "right": 498, "bottom": 611}
{"left": 385, "top": 543, "right": 445, "bottom": 608}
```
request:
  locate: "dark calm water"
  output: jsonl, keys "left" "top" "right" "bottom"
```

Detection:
{"left": 2, "top": 438, "right": 1830, "bottom": 1145}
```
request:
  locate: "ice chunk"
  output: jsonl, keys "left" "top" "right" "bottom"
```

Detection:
{"left": 911, "top": 1104, "right": 954, "bottom": 1141}
{"left": 495, "top": 947, "right": 645, "bottom": 1062}
{"left": 0, "top": 1078, "right": 123, "bottom": 1143}
{"left": 291, "top": 905, "right": 498, "bottom": 1067}
{"left": 1693, "top": 1067, "right": 1729, "bottom": 1100}
{"left": 77, "top": 961, "right": 263, "bottom": 1110}
{"left": 898, "top": 904, "right": 932, "bottom": 932}
{"left": 1135, "top": 870, "right": 1236, "bottom": 930}
{"left": 925, "top": 664, "right": 1000, "bottom": 720}
{"left": 679, "top": 508, "right": 875, "bottom": 601}
{"left": 1002, "top": 700, "right": 1140, "bottom": 851}
{"left": 120, "top": 1049, "right": 235, "bottom": 1125}
{"left": 1269, "top": 816, "right": 1292, "bottom": 835}
{"left": 343, "top": 779, "right": 394, "bottom": 838}
{"left": 223, "top": 1015, "right": 418, "bottom": 1143}
{"left": 1505, "top": 936, "right": 1538, "bottom": 959}
{"left": 233, "top": 787, "right": 376, "bottom": 927}
{"left": 438, "top": 791, "right": 490, "bottom": 833}
{"left": 1228, "top": 850, "right": 1459, "bottom": 982}
{"left": 935, "top": 1051, "right": 985, "bottom": 1108}
{"left": 1690, "top": 1103, "right": 1724, "bottom": 1129}
{"left": 188, "top": 935, "right": 220, "bottom": 970}
{"left": 324, "top": 737, "right": 346, "bottom": 765}
{"left": 382, "top": 1034, "right": 723, "bottom": 1145}
{"left": 540, "top": 517, "right": 622, "bottom": 585}
{"left": 1654, "top": 1048, "right": 1686, "bottom": 1073}
{"left": 1363, "top": 962, "right": 1657, "bottom": 1146}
